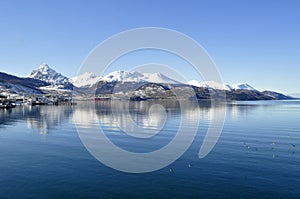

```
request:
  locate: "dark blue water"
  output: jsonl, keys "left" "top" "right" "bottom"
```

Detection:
{"left": 0, "top": 100, "right": 299, "bottom": 198}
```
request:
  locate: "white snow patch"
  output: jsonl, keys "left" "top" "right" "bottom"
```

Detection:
{"left": 70, "top": 72, "right": 102, "bottom": 88}
{"left": 188, "top": 80, "right": 231, "bottom": 90}
{"left": 230, "top": 83, "right": 256, "bottom": 90}
{"left": 187, "top": 80, "right": 257, "bottom": 91}
{"left": 101, "top": 70, "right": 181, "bottom": 84}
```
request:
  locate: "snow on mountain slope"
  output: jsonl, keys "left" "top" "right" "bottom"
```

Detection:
{"left": 70, "top": 72, "right": 102, "bottom": 88}
{"left": 141, "top": 72, "right": 181, "bottom": 84}
{"left": 27, "top": 63, "right": 73, "bottom": 89}
{"left": 187, "top": 80, "right": 257, "bottom": 91}
{"left": 0, "top": 81, "right": 43, "bottom": 95}
{"left": 101, "top": 71, "right": 181, "bottom": 84}
{"left": 230, "top": 83, "right": 256, "bottom": 90}
{"left": 188, "top": 80, "right": 231, "bottom": 90}
{"left": 26, "top": 65, "right": 256, "bottom": 92}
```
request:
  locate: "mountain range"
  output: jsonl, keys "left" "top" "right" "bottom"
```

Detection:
{"left": 0, "top": 63, "right": 296, "bottom": 101}
{"left": 27, "top": 63, "right": 73, "bottom": 90}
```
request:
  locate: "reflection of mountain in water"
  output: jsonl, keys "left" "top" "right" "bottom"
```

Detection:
{"left": 72, "top": 100, "right": 231, "bottom": 156}
{"left": 72, "top": 100, "right": 218, "bottom": 137}
{"left": 0, "top": 105, "right": 72, "bottom": 134}
{"left": 1, "top": 100, "right": 267, "bottom": 135}
{"left": 73, "top": 101, "right": 180, "bottom": 136}
{"left": 27, "top": 106, "right": 73, "bottom": 134}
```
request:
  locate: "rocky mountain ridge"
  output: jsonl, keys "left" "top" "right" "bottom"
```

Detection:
{"left": 0, "top": 64, "right": 296, "bottom": 101}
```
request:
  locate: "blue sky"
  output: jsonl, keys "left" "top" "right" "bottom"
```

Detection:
{"left": 0, "top": 0, "right": 299, "bottom": 94}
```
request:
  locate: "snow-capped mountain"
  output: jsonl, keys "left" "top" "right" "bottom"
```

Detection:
{"left": 0, "top": 66, "right": 295, "bottom": 101}
{"left": 188, "top": 80, "right": 232, "bottom": 91}
{"left": 230, "top": 83, "right": 256, "bottom": 90}
{"left": 187, "top": 80, "right": 257, "bottom": 91}
{"left": 70, "top": 72, "right": 102, "bottom": 88}
{"left": 70, "top": 70, "right": 180, "bottom": 90}
{"left": 101, "top": 70, "right": 181, "bottom": 84}
{"left": 27, "top": 63, "right": 73, "bottom": 90}
{"left": 26, "top": 65, "right": 257, "bottom": 92}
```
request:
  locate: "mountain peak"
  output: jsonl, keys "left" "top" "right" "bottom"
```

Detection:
{"left": 39, "top": 63, "right": 50, "bottom": 69}
{"left": 35, "top": 63, "right": 56, "bottom": 75}
{"left": 230, "top": 83, "right": 256, "bottom": 91}
{"left": 101, "top": 70, "right": 180, "bottom": 84}
{"left": 188, "top": 80, "right": 231, "bottom": 90}
{"left": 28, "top": 63, "right": 56, "bottom": 77}
{"left": 70, "top": 72, "right": 101, "bottom": 88}
{"left": 187, "top": 80, "right": 257, "bottom": 91}
{"left": 27, "top": 63, "right": 73, "bottom": 90}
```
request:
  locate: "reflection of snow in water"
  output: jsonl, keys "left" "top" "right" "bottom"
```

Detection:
{"left": 73, "top": 101, "right": 195, "bottom": 137}
{"left": 26, "top": 106, "right": 72, "bottom": 134}
{"left": 2, "top": 100, "right": 226, "bottom": 136}
{"left": 72, "top": 101, "right": 169, "bottom": 138}
{"left": 117, "top": 103, "right": 167, "bottom": 138}
{"left": 72, "top": 106, "right": 99, "bottom": 129}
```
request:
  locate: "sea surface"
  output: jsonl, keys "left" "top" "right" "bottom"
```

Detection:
{"left": 0, "top": 100, "right": 299, "bottom": 198}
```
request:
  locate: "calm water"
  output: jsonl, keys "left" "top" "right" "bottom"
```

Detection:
{"left": 0, "top": 100, "right": 299, "bottom": 198}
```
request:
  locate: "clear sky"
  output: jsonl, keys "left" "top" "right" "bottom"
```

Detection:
{"left": 0, "top": 0, "right": 299, "bottom": 94}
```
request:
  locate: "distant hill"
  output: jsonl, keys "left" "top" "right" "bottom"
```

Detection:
{"left": 288, "top": 93, "right": 300, "bottom": 98}
{"left": 0, "top": 72, "right": 48, "bottom": 95}
{"left": 262, "top": 91, "right": 295, "bottom": 100}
